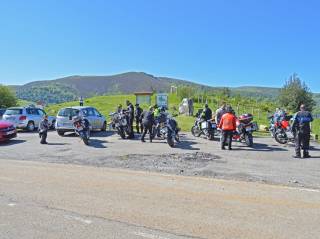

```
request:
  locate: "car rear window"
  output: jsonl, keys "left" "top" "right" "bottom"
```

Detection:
{"left": 58, "top": 108, "right": 79, "bottom": 117}
{"left": 5, "top": 109, "right": 23, "bottom": 115}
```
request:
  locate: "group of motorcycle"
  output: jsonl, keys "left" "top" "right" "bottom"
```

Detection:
{"left": 109, "top": 110, "right": 180, "bottom": 148}
{"left": 191, "top": 110, "right": 258, "bottom": 147}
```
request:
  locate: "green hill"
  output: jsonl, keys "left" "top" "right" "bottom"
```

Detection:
{"left": 12, "top": 72, "right": 303, "bottom": 104}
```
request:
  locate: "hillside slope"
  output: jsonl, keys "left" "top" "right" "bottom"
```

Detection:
{"left": 11, "top": 72, "right": 320, "bottom": 105}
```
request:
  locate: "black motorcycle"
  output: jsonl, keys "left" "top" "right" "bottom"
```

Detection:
{"left": 191, "top": 111, "right": 216, "bottom": 140}
{"left": 153, "top": 113, "right": 180, "bottom": 147}
{"left": 109, "top": 111, "right": 131, "bottom": 139}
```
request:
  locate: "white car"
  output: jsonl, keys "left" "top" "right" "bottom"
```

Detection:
{"left": 3, "top": 107, "right": 56, "bottom": 131}
{"left": 55, "top": 106, "right": 107, "bottom": 136}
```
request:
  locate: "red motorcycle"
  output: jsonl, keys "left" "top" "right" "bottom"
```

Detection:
{"left": 233, "top": 114, "right": 258, "bottom": 147}
{"left": 274, "top": 116, "right": 294, "bottom": 144}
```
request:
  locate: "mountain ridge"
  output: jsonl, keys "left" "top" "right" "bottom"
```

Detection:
{"left": 8, "top": 71, "right": 319, "bottom": 104}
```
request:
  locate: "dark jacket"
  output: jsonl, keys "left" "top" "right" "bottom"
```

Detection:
{"left": 141, "top": 110, "right": 155, "bottom": 126}
{"left": 292, "top": 111, "right": 313, "bottom": 134}
{"left": 202, "top": 107, "right": 212, "bottom": 121}
{"left": 135, "top": 106, "right": 143, "bottom": 119}
{"left": 39, "top": 119, "right": 49, "bottom": 133}
{"left": 127, "top": 103, "right": 134, "bottom": 119}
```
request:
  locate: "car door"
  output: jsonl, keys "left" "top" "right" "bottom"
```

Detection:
{"left": 83, "top": 108, "right": 96, "bottom": 129}
{"left": 93, "top": 108, "right": 103, "bottom": 128}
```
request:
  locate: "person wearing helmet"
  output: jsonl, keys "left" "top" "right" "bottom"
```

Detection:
{"left": 39, "top": 115, "right": 49, "bottom": 144}
{"left": 218, "top": 106, "right": 237, "bottom": 150}
{"left": 215, "top": 102, "right": 226, "bottom": 125}
{"left": 292, "top": 104, "right": 313, "bottom": 158}
{"left": 141, "top": 106, "right": 155, "bottom": 142}
{"left": 126, "top": 100, "right": 135, "bottom": 139}
{"left": 135, "top": 103, "right": 143, "bottom": 134}
{"left": 201, "top": 104, "right": 212, "bottom": 121}
{"left": 117, "top": 104, "right": 123, "bottom": 113}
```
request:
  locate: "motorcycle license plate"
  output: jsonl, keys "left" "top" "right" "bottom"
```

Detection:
{"left": 211, "top": 124, "right": 217, "bottom": 129}
{"left": 245, "top": 126, "right": 252, "bottom": 132}
{"left": 201, "top": 122, "right": 208, "bottom": 129}
{"left": 6, "top": 130, "right": 15, "bottom": 135}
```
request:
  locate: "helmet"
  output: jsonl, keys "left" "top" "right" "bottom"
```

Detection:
{"left": 72, "top": 116, "right": 82, "bottom": 122}
{"left": 226, "top": 106, "right": 233, "bottom": 113}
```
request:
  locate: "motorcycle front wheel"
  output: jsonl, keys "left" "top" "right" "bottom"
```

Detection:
{"left": 274, "top": 132, "right": 288, "bottom": 144}
{"left": 244, "top": 133, "right": 253, "bottom": 147}
{"left": 167, "top": 131, "right": 175, "bottom": 147}
{"left": 191, "top": 126, "right": 201, "bottom": 137}
{"left": 118, "top": 127, "right": 126, "bottom": 139}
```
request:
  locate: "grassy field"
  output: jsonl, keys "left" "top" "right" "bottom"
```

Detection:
{"left": 45, "top": 94, "right": 320, "bottom": 138}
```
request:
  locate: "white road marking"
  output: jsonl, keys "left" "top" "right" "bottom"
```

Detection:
{"left": 64, "top": 215, "right": 92, "bottom": 224}
{"left": 132, "top": 231, "right": 173, "bottom": 239}
{"left": 8, "top": 203, "right": 16, "bottom": 207}
{"left": 290, "top": 188, "right": 320, "bottom": 193}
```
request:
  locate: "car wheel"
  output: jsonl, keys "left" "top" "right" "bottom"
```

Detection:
{"left": 51, "top": 120, "right": 56, "bottom": 130}
{"left": 27, "top": 121, "right": 35, "bottom": 132}
{"left": 101, "top": 122, "right": 107, "bottom": 131}
{"left": 57, "top": 130, "right": 65, "bottom": 136}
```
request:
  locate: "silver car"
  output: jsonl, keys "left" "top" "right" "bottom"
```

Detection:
{"left": 2, "top": 107, "right": 56, "bottom": 131}
{"left": 55, "top": 106, "right": 107, "bottom": 136}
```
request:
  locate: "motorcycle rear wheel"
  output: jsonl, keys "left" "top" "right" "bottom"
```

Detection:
{"left": 191, "top": 126, "right": 201, "bottom": 137}
{"left": 167, "top": 131, "right": 175, "bottom": 147}
{"left": 244, "top": 133, "right": 253, "bottom": 147}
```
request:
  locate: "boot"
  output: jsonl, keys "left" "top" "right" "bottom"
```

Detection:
{"left": 303, "top": 151, "right": 311, "bottom": 158}
{"left": 293, "top": 153, "right": 301, "bottom": 159}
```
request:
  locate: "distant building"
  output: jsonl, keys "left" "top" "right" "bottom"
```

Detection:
{"left": 134, "top": 92, "right": 153, "bottom": 105}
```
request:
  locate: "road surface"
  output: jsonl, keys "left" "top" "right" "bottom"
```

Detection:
{"left": 1, "top": 131, "right": 320, "bottom": 189}
{"left": 1, "top": 159, "right": 320, "bottom": 239}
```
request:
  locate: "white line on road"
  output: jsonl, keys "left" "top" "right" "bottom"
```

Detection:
{"left": 64, "top": 215, "right": 92, "bottom": 224}
{"left": 132, "top": 231, "right": 173, "bottom": 239}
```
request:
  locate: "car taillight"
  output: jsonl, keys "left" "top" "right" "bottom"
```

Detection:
{"left": 19, "top": 115, "right": 27, "bottom": 120}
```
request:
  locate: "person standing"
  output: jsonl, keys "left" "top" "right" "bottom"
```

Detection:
{"left": 202, "top": 104, "right": 212, "bottom": 121}
{"left": 218, "top": 106, "right": 237, "bottom": 150}
{"left": 39, "top": 115, "right": 49, "bottom": 144}
{"left": 126, "top": 100, "right": 135, "bottom": 139}
{"left": 292, "top": 104, "right": 313, "bottom": 158}
{"left": 135, "top": 103, "right": 143, "bottom": 134}
{"left": 79, "top": 96, "right": 84, "bottom": 106}
{"left": 141, "top": 107, "right": 155, "bottom": 143}
{"left": 215, "top": 102, "right": 226, "bottom": 125}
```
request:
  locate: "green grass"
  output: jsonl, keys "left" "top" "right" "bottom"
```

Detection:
{"left": 312, "top": 118, "right": 320, "bottom": 142}
{"left": 44, "top": 94, "right": 284, "bottom": 133}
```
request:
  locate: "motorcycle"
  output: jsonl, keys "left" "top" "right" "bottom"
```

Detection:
{"left": 73, "top": 119, "right": 90, "bottom": 145}
{"left": 273, "top": 116, "right": 295, "bottom": 144}
{"left": 153, "top": 113, "right": 180, "bottom": 147}
{"left": 191, "top": 116, "right": 217, "bottom": 140}
{"left": 233, "top": 114, "right": 258, "bottom": 147}
{"left": 109, "top": 111, "right": 131, "bottom": 139}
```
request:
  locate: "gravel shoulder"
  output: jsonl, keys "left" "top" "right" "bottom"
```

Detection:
{"left": 1, "top": 130, "right": 320, "bottom": 189}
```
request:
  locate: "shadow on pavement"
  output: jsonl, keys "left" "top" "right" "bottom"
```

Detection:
{"left": 89, "top": 139, "right": 107, "bottom": 148}
{"left": 91, "top": 131, "right": 115, "bottom": 138}
{"left": 176, "top": 140, "right": 200, "bottom": 150}
{"left": 0, "top": 139, "right": 26, "bottom": 146}
{"left": 236, "top": 143, "right": 289, "bottom": 152}
{"left": 47, "top": 142, "right": 70, "bottom": 146}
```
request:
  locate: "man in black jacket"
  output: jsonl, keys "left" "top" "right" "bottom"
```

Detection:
{"left": 292, "top": 104, "right": 313, "bottom": 158}
{"left": 39, "top": 115, "right": 49, "bottom": 144}
{"left": 135, "top": 103, "right": 143, "bottom": 134}
{"left": 141, "top": 107, "right": 155, "bottom": 143}
{"left": 126, "top": 100, "right": 135, "bottom": 139}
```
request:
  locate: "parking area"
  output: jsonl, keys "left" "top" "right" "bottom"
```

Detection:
{"left": 1, "top": 130, "right": 320, "bottom": 189}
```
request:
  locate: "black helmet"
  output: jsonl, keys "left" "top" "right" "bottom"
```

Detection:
{"left": 226, "top": 106, "right": 233, "bottom": 113}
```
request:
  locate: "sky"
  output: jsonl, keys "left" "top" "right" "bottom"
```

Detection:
{"left": 0, "top": 0, "right": 319, "bottom": 91}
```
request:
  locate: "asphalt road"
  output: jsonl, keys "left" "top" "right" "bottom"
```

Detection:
{"left": 1, "top": 159, "right": 320, "bottom": 239}
{"left": 1, "top": 130, "right": 320, "bottom": 189}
